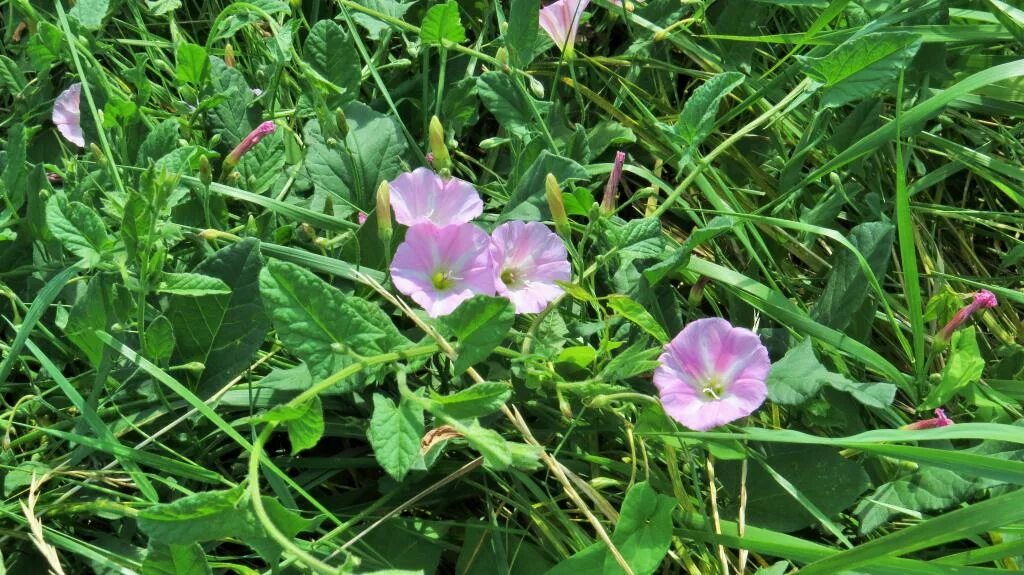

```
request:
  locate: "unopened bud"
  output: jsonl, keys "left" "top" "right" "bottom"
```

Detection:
{"left": 376, "top": 180, "right": 392, "bottom": 245}
{"left": 90, "top": 143, "right": 106, "bottom": 165}
{"left": 528, "top": 76, "right": 545, "bottom": 99}
{"left": 225, "top": 43, "right": 236, "bottom": 67}
{"left": 198, "top": 155, "right": 212, "bottom": 186}
{"left": 496, "top": 47, "right": 509, "bottom": 69}
{"left": 335, "top": 108, "right": 348, "bottom": 138}
{"left": 545, "top": 173, "right": 570, "bottom": 238}
{"left": 428, "top": 116, "right": 452, "bottom": 174}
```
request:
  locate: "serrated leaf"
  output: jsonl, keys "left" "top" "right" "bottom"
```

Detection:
{"left": 476, "top": 71, "right": 551, "bottom": 140}
{"left": 46, "top": 198, "right": 112, "bottom": 267}
{"left": 368, "top": 393, "right": 424, "bottom": 481}
{"left": 304, "top": 20, "right": 361, "bottom": 100}
{"left": 922, "top": 326, "right": 985, "bottom": 409}
{"left": 442, "top": 295, "right": 514, "bottom": 374}
{"left": 264, "top": 396, "right": 324, "bottom": 455}
{"left": 167, "top": 239, "right": 270, "bottom": 395}
{"left": 429, "top": 382, "right": 512, "bottom": 419}
{"left": 69, "top": 0, "right": 110, "bottom": 30}
{"left": 676, "top": 72, "right": 745, "bottom": 149}
{"left": 138, "top": 119, "right": 181, "bottom": 165}
{"left": 420, "top": 0, "right": 466, "bottom": 45}
{"left": 606, "top": 295, "right": 668, "bottom": 343}
{"left": 143, "top": 315, "right": 176, "bottom": 362}
{"left": 157, "top": 272, "right": 231, "bottom": 296}
{"left": 258, "top": 259, "right": 411, "bottom": 382}
{"left": 799, "top": 32, "right": 921, "bottom": 108}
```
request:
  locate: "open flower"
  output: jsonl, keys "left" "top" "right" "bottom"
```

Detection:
{"left": 389, "top": 168, "right": 483, "bottom": 227}
{"left": 390, "top": 223, "right": 495, "bottom": 317}
{"left": 53, "top": 83, "right": 85, "bottom": 147}
{"left": 539, "top": 0, "right": 591, "bottom": 57}
{"left": 654, "top": 318, "right": 770, "bottom": 431}
{"left": 937, "top": 290, "right": 998, "bottom": 343}
{"left": 489, "top": 221, "right": 570, "bottom": 313}
{"left": 903, "top": 408, "right": 953, "bottom": 430}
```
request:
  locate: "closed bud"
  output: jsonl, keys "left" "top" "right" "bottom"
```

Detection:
{"left": 545, "top": 173, "right": 570, "bottom": 238}
{"left": 335, "top": 108, "right": 348, "bottom": 138}
{"left": 90, "top": 143, "right": 105, "bottom": 165}
{"left": 224, "top": 43, "right": 236, "bottom": 67}
{"left": 428, "top": 116, "right": 452, "bottom": 174}
{"left": 528, "top": 76, "right": 545, "bottom": 99}
{"left": 496, "top": 47, "right": 509, "bottom": 68}
{"left": 376, "top": 180, "right": 393, "bottom": 245}
{"left": 198, "top": 155, "right": 212, "bottom": 186}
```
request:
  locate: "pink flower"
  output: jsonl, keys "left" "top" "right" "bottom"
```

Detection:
{"left": 224, "top": 120, "right": 276, "bottom": 168}
{"left": 903, "top": 408, "right": 954, "bottom": 430}
{"left": 53, "top": 83, "right": 85, "bottom": 147}
{"left": 489, "top": 221, "right": 570, "bottom": 314}
{"left": 654, "top": 318, "right": 770, "bottom": 431}
{"left": 938, "top": 290, "right": 998, "bottom": 343}
{"left": 601, "top": 150, "right": 627, "bottom": 213}
{"left": 390, "top": 223, "right": 495, "bottom": 317}
{"left": 539, "top": 0, "right": 590, "bottom": 56}
{"left": 389, "top": 168, "right": 483, "bottom": 227}
{"left": 358, "top": 211, "right": 368, "bottom": 225}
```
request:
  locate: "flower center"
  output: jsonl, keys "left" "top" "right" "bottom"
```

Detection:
{"left": 701, "top": 378, "right": 725, "bottom": 401}
{"left": 500, "top": 267, "right": 521, "bottom": 287}
{"left": 431, "top": 271, "right": 455, "bottom": 291}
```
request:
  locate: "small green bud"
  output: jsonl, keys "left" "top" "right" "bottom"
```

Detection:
{"left": 198, "top": 155, "right": 212, "bottom": 186}
{"left": 335, "top": 108, "right": 348, "bottom": 138}
{"left": 428, "top": 116, "right": 453, "bottom": 174}
{"left": 545, "top": 173, "right": 570, "bottom": 238}
{"left": 376, "top": 180, "right": 393, "bottom": 245}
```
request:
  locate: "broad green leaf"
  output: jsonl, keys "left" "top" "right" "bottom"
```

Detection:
{"left": 368, "top": 393, "right": 424, "bottom": 481}
{"left": 718, "top": 444, "right": 870, "bottom": 533}
{"left": 137, "top": 119, "right": 180, "bottom": 165}
{"left": 644, "top": 216, "right": 735, "bottom": 287}
{"left": 141, "top": 542, "right": 211, "bottom": 575}
{"left": 606, "top": 294, "right": 669, "bottom": 343}
{"left": 143, "top": 315, "right": 176, "bottom": 362}
{"left": 507, "top": 0, "right": 540, "bottom": 67}
{"left": 208, "top": 57, "right": 254, "bottom": 146}
{"left": 156, "top": 272, "right": 231, "bottom": 296}
{"left": 429, "top": 382, "right": 512, "bottom": 420}
{"left": 798, "top": 32, "right": 921, "bottom": 108}
{"left": 69, "top": 0, "right": 110, "bottom": 30}
{"left": 145, "top": 0, "right": 182, "bottom": 15}
{"left": 46, "top": 198, "right": 112, "bottom": 267}
{"left": 811, "top": 221, "right": 894, "bottom": 333}
{"left": 766, "top": 339, "right": 895, "bottom": 408}
{"left": 236, "top": 130, "right": 286, "bottom": 195}
{"left": 26, "top": 22, "right": 63, "bottom": 72}
{"left": 263, "top": 396, "right": 325, "bottom": 455}
{"left": 922, "top": 327, "right": 985, "bottom": 409}
{"left": 350, "top": 0, "right": 414, "bottom": 39}
{"left": 476, "top": 71, "right": 551, "bottom": 140}
{"left": 4, "top": 124, "right": 27, "bottom": 211}
{"left": 4, "top": 461, "right": 51, "bottom": 497}
{"left": 501, "top": 150, "right": 587, "bottom": 221}
{"left": 303, "top": 20, "right": 361, "bottom": 100}
{"left": 461, "top": 420, "right": 513, "bottom": 470}
{"left": 175, "top": 42, "right": 209, "bottom": 85}
{"left": 65, "top": 274, "right": 132, "bottom": 366}
{"left": 303, "top": 102, "right": 407, "bottom": 210}
{"left": 167, "top": 239, "right": 270, "bottom": 395}
{"left": 258, "top": 259, "right": 411, "bottom": 381}
{"left": 420, "top": 0, "right": 466, "bottom": 45}
{"left": 675, "top": 72, "right": 745, "bottom": 149}
{"left": 855, "top": 467, "right": 973, "bottom": 535}
{"left": 442, "top": 295, "right": 514, "bottom": 374}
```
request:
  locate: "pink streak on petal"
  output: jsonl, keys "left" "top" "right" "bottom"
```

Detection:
{"left": 53, "top": 83, "right": 85, "bottom": 147}
{"left": 389, "top": 168, "right": 483, "bottom": 227}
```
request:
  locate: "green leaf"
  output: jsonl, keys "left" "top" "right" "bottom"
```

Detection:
{"left": 137, "top": 119, "right": 181, "bottom": 165}
{"left": 476, "top": 71, "right": 551, "bottom": 139}
{"left": 766, "top": 339, "right": 895, "bottom": 408}
{"left": 922, "top": 326, "right": 986, "bottom": 409}
{"left": 26, "top": 21, "right": 64, "bottom": 72}
{"left": 461, "top": 420, "right": 513, "bottom": 470}
{"left": 157, "top": 272, "right": 231, "bottom": 296}
{"left": 4, "top": 461, "right": 51, "bottom": 497}
{"left": 798, "top": 32, "right": 921, "bottom": 108}
{"left": 304, "top": 102, "right": 408, "bottom": 209}
{"left": 143, "top": 315, "right": 176, "bottom": 362}
{"left": 811, "top": 222, "right": 894, "bottom": 332}
{"left": 501, "top": 150, "right": 588, "bottom": 221}
{"left": 350, "top": 0, "right": 414, "bottom": 39}
{"left": 263, "top": 396, "right": 325, "bottom": 455}
{"left": 675, "top": 72, "right": 745, "bottom": 149}
{"left": 368, "top": 393, "right": 424, "bottom": 481}
{"left": 141, "top": 542, "right": 211, "bottom": 575}
{"left": 69, "top": 0, "right": 110, "bottom": 30}
{"left": 146, "top": 0, "right": 182, "bottom": 15}
{"left": 718, "top": 444, "right": 870, "bottom": 533}
{"left": 303, "top": 20, "right": 361, "bottom": 99}
{"left": 4, "top": 124, "right": 27, "bottom": 211}
{"left": 507, "top": 0, "right": 540, "bottom": 67}
{"left": 258, "top": 259, "right": 411, "bottom": 382}
{"left": 236, "top": 130, "right": 286, "bottom": 195}
{"left": 429, "top": 382, "right": 512, "bottom": 420}
{"left": 175, "top": 42, "right": 209, "bottom": 85}
{"left": 644, "top": 216, "right": 735, "bottom": 287}
{"left": 65, "top": 274, "right": 132, "bottom": 366}
{"left": 208, "top": 57, "right": 254, "bottom": 146}
{"left": 606, "top": 294, "right": 669, "bottom": 343}
{"left": 46, "top": 198, "right": 112, "bottom": 267}
{"left": 442, "top": 295, "right": 515, "bottom": 374}
{"left": 855, "top": 467, "right": 973, "bottom": 535}
{"left": 167, "top": 239, "right": 270, "bottom": 395}
{"left": 420, "top": 0, "right": 466, "bottom": 45}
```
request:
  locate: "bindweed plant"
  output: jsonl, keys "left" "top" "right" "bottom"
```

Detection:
{"left": 1, "top": 0, "right": 1024, "bottom": 574}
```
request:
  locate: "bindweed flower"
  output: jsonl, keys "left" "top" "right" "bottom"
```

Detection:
{"left": 390, "top": 223, "right": 495, "bottom": 317}
{"left": 601, "top": 150, "right": 627, "bottom": 214}
{"left": 937, "top": 290, "right": 998, "bottom": 343}
{"left": 654, "top": 318, "right": 770, "bottom": 431}
{"left": 903, "top": 408, "right": 953, "bottom": 430}
{"left": 539, "top": 0, "right": 590, "bottom": 58}
{"left": 358, "top": 211, "right": 368, "bottom": 225}
{"left": 389, "top": 167, "right": 483, "bottom": 227}
{"left": 224, "top": 120, "right": 276, "bottom": 171}
{"left": 53, "top": 83, "right": 85, "bottom": 147}
{"left": 490, "top": 221, "right": 571, "bottom": 313}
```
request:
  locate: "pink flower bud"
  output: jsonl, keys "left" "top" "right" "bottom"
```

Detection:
{"left": 937, "top": 290, "right": 998, "bottom": 343}
{"left": 902, "top": 408, "right": 953, "bottom": 430}
{"left": 224, "top": 121, "right": 276, "bottom": 170}
{"left": 601, "top": 150, "right": 626, "bottom": 214}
